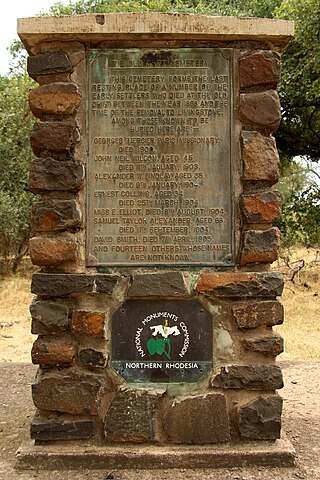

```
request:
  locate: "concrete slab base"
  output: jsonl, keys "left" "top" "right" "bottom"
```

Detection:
{"left": 16, "top": 434, "right": 295, "bottom": 470}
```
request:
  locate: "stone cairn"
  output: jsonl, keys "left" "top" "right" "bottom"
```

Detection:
{"left": 17, "top": 13, "right": 293, "bottom": 446}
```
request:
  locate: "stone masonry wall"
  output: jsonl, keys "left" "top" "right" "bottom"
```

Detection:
{"left": 22, "top": 15, "right": 290, "bottom": 445}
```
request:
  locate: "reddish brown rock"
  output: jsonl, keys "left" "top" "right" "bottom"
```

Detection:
{"left": 231, "top": 300, "right": 284, "bottom": 329}
{"left": 241, "top": 191, "right": 281, "bottom": 224}
{"left": 243, "top": 333, "right": 284, "bottom": 356}
{"left": 32, "top": 372, "right": 108, "bottom": 415}
{"left": 31, "top": 337, "right": 77, "bottom": 365}
{"left": 239, "top": 395, "right": 283, "bottom": 440}
{"left": 28, "top": 158, "right": 84, "bottom": 193}
{"left": 27, "top": 52, "right": 73, "bottom": 79}
{"left": 29, "top": 236, "right": 78, "bottom": 266}
{"left": 239, "top": 51, "right": 281, "bottom": 89}
{"left": 71, "top": 310, "right": 106, "bottom": 338}
{"left": 30, "top": 121, "right": 79, "bottom": 156}
{"left": 240, "top": 227, "right": 280, "bottom": 265}
{"left": 242, "top": 131, "right": 280, "bottom": 183}
{"left": 163, "top": 393, "right": 230, "bottom": 444}
{"left": 196, "top": 272, "right": 284, "bottom": 297}
{"left": 29, "top": 83, "right": 81, "bottom": 117}
{"left": 211, "top": 365, "right": 283, "bottom": 390}
{"left": 239, "top": 90, "right": 281, "bottom": 134}
{"left": 32, "top": 200, "right": 81, "bottom": 232}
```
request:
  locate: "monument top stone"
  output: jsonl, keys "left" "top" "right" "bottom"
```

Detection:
{"left": 18, "top": 13, "right": 294, "bottom": 49}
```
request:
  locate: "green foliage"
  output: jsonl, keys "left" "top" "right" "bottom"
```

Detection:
{"left": 276, "top": 161, "right": 320, "bottom": 247}
{"left": 0, "top": 72, "right": 35, "bottom": 271}
{"left": 45, "top": 0, "right": 282, "bottom": 16}
{"left": 275, "top": 0, "right": 320, "bottom": 161}
{"left": 47, "top": 0, "right": 207, "bottom": 15}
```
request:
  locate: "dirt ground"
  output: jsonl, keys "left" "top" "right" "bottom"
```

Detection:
{"left": 0, "top": 360, "right": 319, "bottom": 480}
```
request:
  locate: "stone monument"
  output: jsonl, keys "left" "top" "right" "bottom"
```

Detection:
{"left": 17, "top": 13, "right": 295, "bottom": 469}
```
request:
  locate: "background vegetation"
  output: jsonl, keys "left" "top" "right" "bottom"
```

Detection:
{"left": 0, "top": 0, "right": 319, "bottom": 272}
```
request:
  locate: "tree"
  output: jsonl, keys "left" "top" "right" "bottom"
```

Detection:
{"left": 0, "top": 72, "right": 35, "bottom": 272}
{"left": 276, "top": 160, "right": 320, "bottom": 246}
{"left": 275, "top": 0, "right": 320, "bottom": 162}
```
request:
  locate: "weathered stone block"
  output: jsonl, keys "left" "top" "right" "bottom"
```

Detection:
{"left": 239, "top": 90, "right": 281, "bottom": 134}
{"left": 231, "top": 300, "right": 284, "bottom": 329}
{"left": 31, "top": 337, "right": 77, "bottom": 365}
{"left": 196, "top": 272, "right": 284, "bottom": 297}
{"left": 31, "top": 273, "right": 119, "bottom": 296}
{"left": 29, "top": 83, "right": 81, "bottom": 117}
{"left": 104, "top": 388, "right": 164, "bottom": 443}
{"left": 30, "top": 301, "right": 70, "bottom": 334}
{"left": 239, "top": 51, "right": 281, "bottom": 89}
{"left": 128, "top": 271, "right": 188, "bottom": 297}
{"left": 239, "top": 395, "right": 283, "bottom": 440}
{"left": 243, "top": 334, "right": 284, "bottom": 356}
{"left": 211, "top": 365, "right": 283, "bottom": 390}
{"left": 36, "top": 72, "right": 71, "bottom": 86}
{"left": 242, "top": 131, "right": 280, "bottom": 183}
{"left": 32, "top": 200, "right": 81, "bottom": 232}
{"left": 29, "top": 236, "right": 77, "bottom": 266}
{"left": 79, "top": 348, "right": 108, "bottom": 368}
{"left": 28, "top": 158, "right": 84, "bottom": 193}
{"left": 240, "top": 227, "right": 280, "bottom": 265}
{"left": 241, "top": 191, "right": 281, "bottom": 224}
{"left": 71, "top": 311, "right": 105, "bottom": 338}
{"left": 163, "top": 393, "right": 230, "bottom": 444}
{"left": 30, "top": 411, "right": 94, "bottom": 441}
{"left": 32, "top": 372, "right": 108, "bottom": 415}
{"left": 27, "top": 52, "right": 73, "bottom": 78}
{"left": 30, "top": 121, "right": 79, "bottom": 156}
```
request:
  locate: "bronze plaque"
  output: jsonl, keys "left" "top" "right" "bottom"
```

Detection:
{"left": 111, "top": 299, "right": 213, "bottom": 383}
{"left": 87, "top": 49, "right": 234, "bottom": 266}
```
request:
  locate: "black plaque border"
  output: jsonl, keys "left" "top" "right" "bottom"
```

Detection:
{"left": 111, "top": 298, "right": 213, "bottom": 384}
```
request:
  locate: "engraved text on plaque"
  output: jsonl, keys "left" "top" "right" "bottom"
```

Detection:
{"left": 87, "top": 49, "right": 234, "bottom": 266}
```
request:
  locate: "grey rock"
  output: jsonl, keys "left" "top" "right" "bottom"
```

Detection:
{"left": 30, "top": 301, "right": 70, "bottom": 334}
{"left": 30, "top": 411, "right": 94, "bottom": 441}
{"left": 32, "top": 371, "right": 110, "bottom": 415}
{"left": 243, "top": 334, "right": 284, "bottom": 356}
{"left": 31, "top": 273, "right": 119, "bottom": 296}
{"left": 104, "top": 388, "right": 164, "bottom": 442}
{"left": 211, "top": 364, "right": 283, "bottom": 390}
{"left": 28, "top": 52, "right": 73, "bottom": 78}
{"left": 163, "top": 393, "right": 230, "bottom": 444}
{"left": 28, "top": 157, "right": 84, "bottom": 193}
{"left": 128, "top": 271, "right": 188, "bottom": 297}
{"left": 79, "top": 348, "right": 108, "bottom": 368}
{"left": 239, "top": 395, "right": 283, "bottom": 440}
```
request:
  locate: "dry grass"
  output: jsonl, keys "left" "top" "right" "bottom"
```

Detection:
{"left": 0, "top": 269, "right": 34, "bottom": 362}
{"left": 0, "top": 249, "right": 319, "bottom": 362}
{"left": 273, "top": 247, "right": 320, "bottom": 360}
